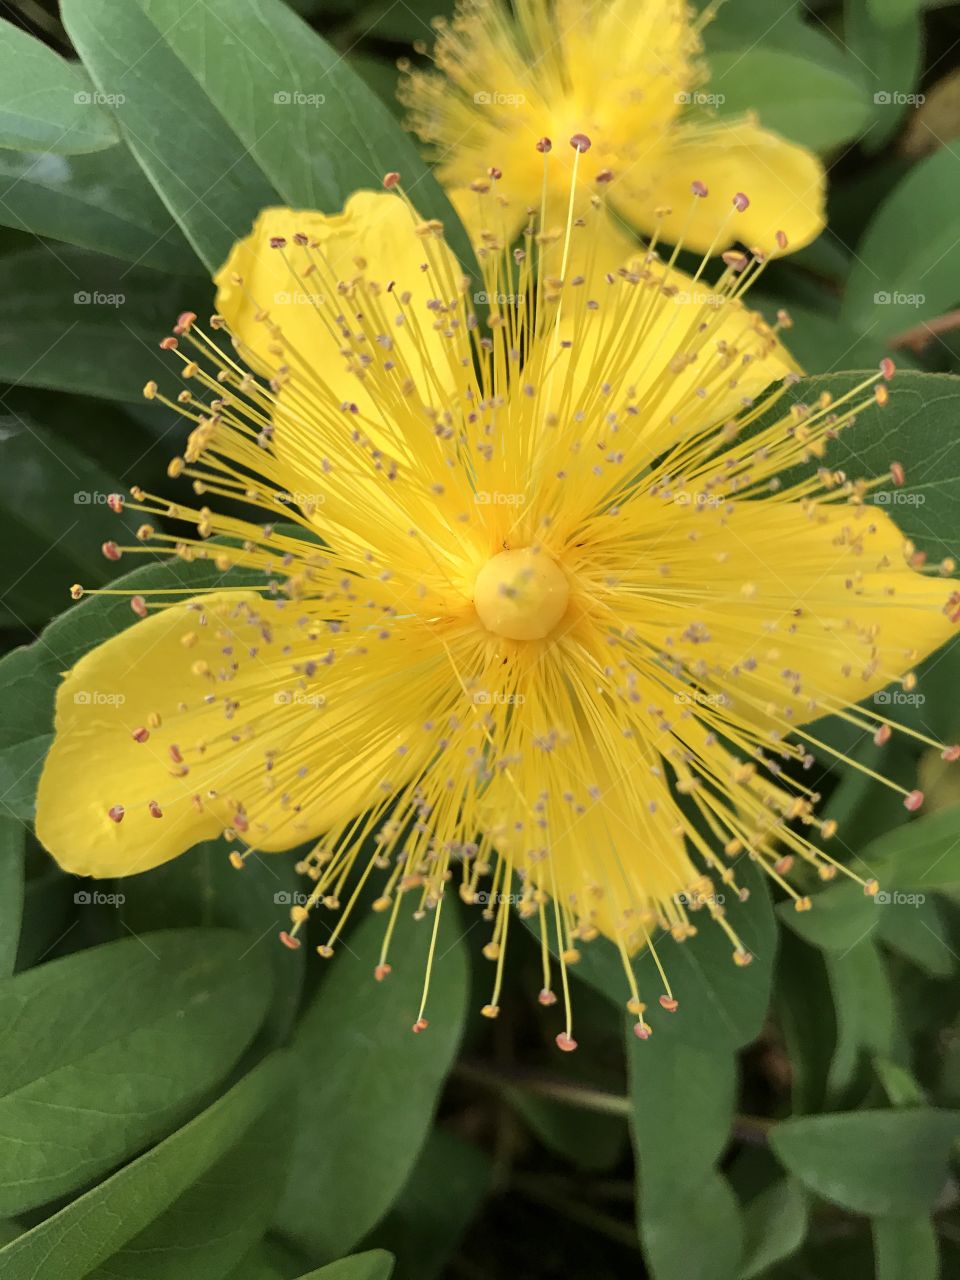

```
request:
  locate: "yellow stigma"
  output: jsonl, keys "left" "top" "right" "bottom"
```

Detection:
{"left": 473, "top": 547, "right": 569, "bottom": 641}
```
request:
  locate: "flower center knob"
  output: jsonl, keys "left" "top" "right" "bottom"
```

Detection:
{"left": 473, "top": 548, "right": 569, "bottom": 641}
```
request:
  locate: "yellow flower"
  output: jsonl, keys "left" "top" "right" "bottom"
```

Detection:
{"left": 36, "top": 171, "right": 955, "bottom": 1050}
{"left": 400, "top": 0, "right": 825, "bottom": 268}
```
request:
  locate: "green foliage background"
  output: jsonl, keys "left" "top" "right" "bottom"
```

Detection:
{"left": 1, "top": 1, "right": 960, "bottom": 1277}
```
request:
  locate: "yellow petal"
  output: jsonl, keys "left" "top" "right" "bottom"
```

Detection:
{"left": 214, "top": 192, "right": 463, "bottom": 412}
{"left": 618, "top": 117, "right": 825, "bottom": 255}
{"left": 635, "top": 500, "right": 956, "bottom": 729}
{"left": 36, "top": 591, "right": 416, "bottom": 878}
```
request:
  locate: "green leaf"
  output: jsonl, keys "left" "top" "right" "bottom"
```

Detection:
{"left": 844, "top": 0, "right": 923, "bottom": 153}
{"left": 0, "top": 819, "right": 24, "bottom": 978}
{"left": 273, "top": 908, "right": 469, "bottom": 1261}
{"left": 771, "top": 1108, "right": 960, "bottom": 1216}
{"left": 62, "top": 0, "right": 473, "bottom": 275}
{"left": 293, "top": 1254, "right": 395, "bottom": 1280}
{"left": 763, "top": 370, "right": 960, "bottom": 562}
{"left": 86, "top": 1091, "right": 294, "bottom": 1280}
{"left": 824, "top": 942, "right": 898, "bottom": 1101}
{"left": 780, "top": 806, "right": 960, "bottom": 953}
{"left": 0, "top": 1052, "right": 292, "bottom": 1280}
{"left": 120, "top": 839, "right": 306, "bottom": 1045}
{"left": 708, "top": 46, "right": 870, "bottom": 151}
{"left": 0, "top": 412, "right": 137, "bottom": 628}
{"left": 641, "top": 1170, "right": 742, "bottom": 1280}
{"left": 867, "top": 0, "right": 923, "bottom": 26}
{"left": 628, "top": 1032, "right": 736, "bottom": 1215}
{"left": 740, "top": 1178, "right": 808, "bottom": 1279}
{"left": 0, "top": 245, "right": 205, "bottom": 401}
{"left": 842, "top": 151, "right": 960, "bottom": 339}
{"left": 873, "top": 1215, "right": 939, "bottom": 1280}
{"left": 879, "top": 894, "right": 956, "bottom": 976}
{"left": 0, "top": 928, "right": 272, "bottom": 1214}
{"left": 755, "top": 297, "right": 898, "bottom": 374}
{"left": 874, "top": 1056, "right": 927, "bottom": 1106}
{"left": 628, "top": 1020, "right": 741, "bottom": 1280}
{"left": 541, "top": 858, "right": 776, "bottom": 1052}
{"left": 0, "top": 147, "right": 201, "bottom": 274}
{"left": 0, "top": 17, "right": 117, "bottom": 155}
{"left": 367, "top": 1130, "right": 488, "bottom": 1280}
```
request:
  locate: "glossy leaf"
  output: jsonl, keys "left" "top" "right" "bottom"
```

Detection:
{"left": 132, "top": 0, "right": 473, "bottom": 270}
{"left": 0, "top": 17, "right": 117, "bottom": 155}
{"left": 0, "top": 1052, "right": 292, "bottom": 1280}
{"left": 0, "top": 148, "right": 201, "bottom": 274}
{"left": 61, "top": 0, "right": 281, "bottom": 272}
{"left": 273, "top": 908, "right": 469, "bottom": 1261}
{"left": 0, "top": 928, "right": 272, "bottom": 1214}
{"left": 771, "top": 1108, "right": 960, "bottom": 1216}
{"left": 842, "top": 151, "right": 960, "bottom": 340}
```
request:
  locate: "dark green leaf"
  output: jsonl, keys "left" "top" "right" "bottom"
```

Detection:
{"left": 844, "top": 0, "right": 923, "bottom": 153}
{"left": 0, "top": 148, "right": 201, "bottom": 274}
{"left": 873, "top": 1215, "right": 939, "bottom": 1280}
{"left": 879, "top": 894, "right": 956, "bottom": 976}
{"left": 0, "top": 818, "right": 24, "bottom": 977}
{"left": 274, "top": 908, "right": 469, "bottom": 1261}
{"left": 0, "top": 928, "right": 272, "bottom": 1214}
{"left": 825, "top": 942, "right": 897, "bottom": 1100}
{"left": 0, "top": 245, "right": 205, "bottom": 401}
{"left": 60, "top": 0, "right": 281, "bottom": 272}
{"left": 87, "top": 1091, "right": 294, "bottom": 1280}
{"left": 120, "top": 839, "right": 305, "bottom": 1045}
{"left": 293, "top": 1254, "right": 395, "bottom": 1280}
{"left": 0, "top": 412, "right": 136, "bottom": 628}
{"left": 771, "top": 1108, "right": 960, "bottom": 1215}
{"left": 628, "top": 1031, "right": 736, "bottom": 1215}
{"left": 541, "top": 858, "right": 776, "bottom": 1052}
{"left": 367, "top": 1130, "right": 488, "bottom": 1280}
{"left": 842, "top": 151, "right": 960, "bottom": 339}
{"left": 740, "top": 1178, "right": 808, "bottom": 1279}
{"left": 641, "top": 1170, "right": 742, "bottom": 1280}
{"left": 780, "top": 805, "right": 960, "bottom": 952}
{"left": 0, "top": 1052, "right": 292, "bottom": 1280}
{"left": 708, "top": 46, "right": 870, "bottom": 150}
{"left": 0, "top": 17, "right": 117, "bottom": 154}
